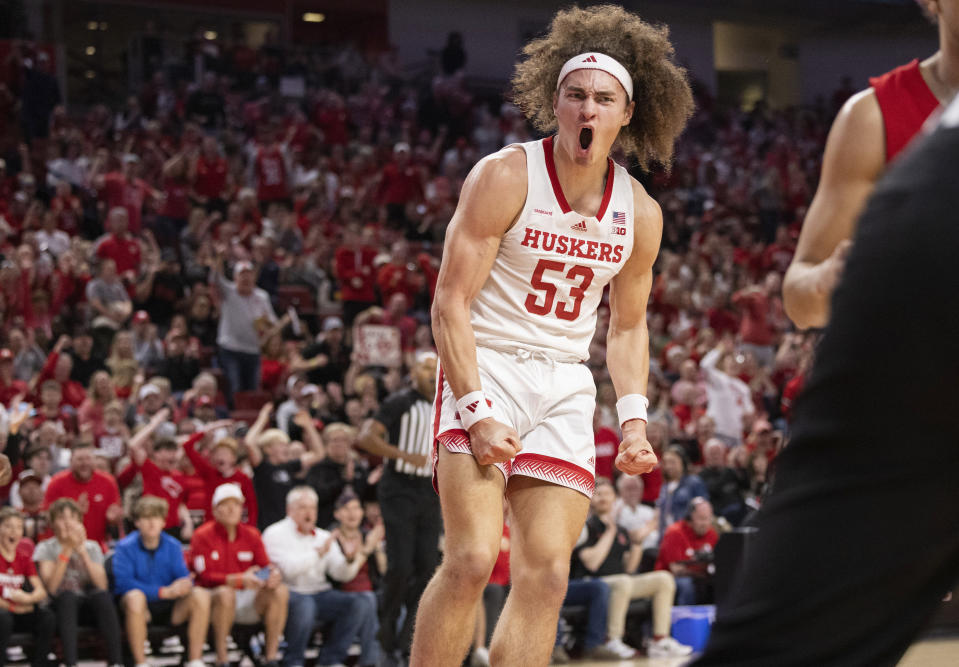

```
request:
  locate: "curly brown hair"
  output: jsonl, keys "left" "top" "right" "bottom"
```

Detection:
{"left": 511, "top": 4, "right": 693, "bottom": 169}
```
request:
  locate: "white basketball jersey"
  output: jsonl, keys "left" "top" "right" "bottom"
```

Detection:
{"left": 471, "top": 136, "right": 635, "bottom": 361}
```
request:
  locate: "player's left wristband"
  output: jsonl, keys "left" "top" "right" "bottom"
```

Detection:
{"left": 456, "top": 390, "right": 494, "bottom": 431}
{"left": 616, "top": 393, "right": 649, "bottom": 426}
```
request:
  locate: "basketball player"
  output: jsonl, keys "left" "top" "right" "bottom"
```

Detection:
{"left": 409, "top": 6, "right": 693, "bottom": 666}
{"left": 783, "top": 0, "right": 959, "bottom": 329}
{"left": 695, "top": 93, "right": 959, "bottom": 667}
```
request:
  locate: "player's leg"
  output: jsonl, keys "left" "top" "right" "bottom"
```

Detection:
{"left": 409, "top": 446, "right": 506, "bottom": 667}
{"left": 489, "top": 476, "right": 589, "bottom": 666}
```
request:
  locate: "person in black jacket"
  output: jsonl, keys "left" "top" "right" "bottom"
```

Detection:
{"left": 695, "top": 95, "right": 959, "bottom": 667}
{"left": 305, "top": 422, "right": 368, "bottom": 529}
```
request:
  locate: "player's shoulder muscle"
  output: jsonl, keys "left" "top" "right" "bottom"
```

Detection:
{"left": 824, "top": 88, "right": 885, "bottom": 184}
{"left": 452, "top": 145, "right": 528, "bottom": 239}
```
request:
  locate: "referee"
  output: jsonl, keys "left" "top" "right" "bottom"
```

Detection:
{"left": 696, "top": 96, "right": 959, "bottom": 666}
{"left": 357, "top": 353, "right": 441, "bottom": 663}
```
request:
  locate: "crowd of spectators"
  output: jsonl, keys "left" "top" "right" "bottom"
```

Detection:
{"left": 0, "top": 24, "right": 835, "bottom": 665}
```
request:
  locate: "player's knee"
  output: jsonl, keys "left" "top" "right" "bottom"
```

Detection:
{"left": 442, "top": 547, "right": 497, "bottom": 591}
{"left": 512, "top": 556, "right": 570, "bottom": 602}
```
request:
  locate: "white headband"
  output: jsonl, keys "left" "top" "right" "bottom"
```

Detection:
{"left": 556, "top": 52, "right": 634, "bottom": 101}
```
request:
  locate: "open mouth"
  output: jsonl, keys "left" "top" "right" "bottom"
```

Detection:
{"left": 579, "top": 127, "right": 593, "bottom": 151}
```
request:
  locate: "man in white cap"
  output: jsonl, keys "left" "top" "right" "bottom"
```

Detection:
{"left": 190, "top": 483, "right": 288, "bottom": 667}
{"left": 211, "top": 248, "right": 277, "bottom": 403}
{"left": 411, "top": 5, "right": 692, "bottom": 665}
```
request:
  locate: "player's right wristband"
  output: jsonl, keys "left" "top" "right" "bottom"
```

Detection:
{"left": 456, "top": 390, "right": 494, "bottom": 431}
{"left": 616, "top": 393, "right": 649, "bottom": 426}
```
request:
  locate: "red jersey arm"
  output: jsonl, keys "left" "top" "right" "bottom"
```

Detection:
{"left": 869, "top": 60, "right": 940, "bottom": 163}
{"left": 182, "top": 432, "right": 217, "bottom": 482}
{"left": 240, "top": 475, "right": 258, "bottom": 527}
{"left": 116, "top": 462, "right": 138, "bottom": 489}
{"left": 36, "top": 350, "right": 58, "bottom": 386}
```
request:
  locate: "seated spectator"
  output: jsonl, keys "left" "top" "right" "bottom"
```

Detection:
{"left": 0, "top": 507, "right": 54, "bottom": 667}
{"left": 331, "top": 491, "right": 384, "bottom": 658}
{"left": 614, "top": 475, "right": 659, "bottom": 567}
{"left": 655, "top": 497, "right": 719, "bottom": 605}
{"left": 182, "top": 421, "right": 258, "bottom": 526}
{"left": 190, "top": 483, "right": 288, "bottom": 667}
{"left": 263, "top": 486, "right": 377, "bottom": 667}
{"left": 112, "top": 496, "right": 211, "bottom": 667}
{"left": 34, "top": 498, "right": 124, "bottom": 667}
{"left": 699, "top": 438, "right": 748, "bottom": 526}
{"left": 657, "top": 445, "right": 708, "bottom": 539}
{"left": 573, "top": 478, "right": 692, "bottom": 659}
{"left": 43, "top": 441, "right": 122, "bottom": 550}
{"left": 553, "top": 578, "right": 622, "bottom": 663}
{"left": 244, "top": 403, "right": 325, "bottom": 531}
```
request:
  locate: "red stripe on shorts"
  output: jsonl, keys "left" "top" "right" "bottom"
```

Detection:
{"left": 512, "top": 452, "right": 595, "bottom": 496}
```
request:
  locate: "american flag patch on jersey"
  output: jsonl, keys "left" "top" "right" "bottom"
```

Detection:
{"left": 612, "top": 210, "right": 626, "bottom": 223}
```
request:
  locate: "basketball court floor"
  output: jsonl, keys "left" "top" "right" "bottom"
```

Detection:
{"left": 570, "top": 636, "right": 959, "bottom": 666}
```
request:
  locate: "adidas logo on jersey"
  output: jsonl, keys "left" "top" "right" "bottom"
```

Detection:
{"left": 582, "top": 55, "right": 598, "bottom": 63}
{"left": 570, "top": 220, "right": 588, "bottom": 232}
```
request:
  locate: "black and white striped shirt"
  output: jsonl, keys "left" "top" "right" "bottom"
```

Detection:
{"left": 373, "top": 388, "right": 433, "bottom": 477}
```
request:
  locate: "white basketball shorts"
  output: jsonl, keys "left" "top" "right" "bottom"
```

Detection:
{"left": 431, "top": 345, "right": 598, "bottom": 497}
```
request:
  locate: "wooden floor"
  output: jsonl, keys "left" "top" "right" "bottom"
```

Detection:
{"left": 569, "top": 637, "right": 959, "bottom": 666}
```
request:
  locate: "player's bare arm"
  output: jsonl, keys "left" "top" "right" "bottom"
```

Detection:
{"left": 431, "top": 146, "right": 527, "bottom": 465}
{"left": 783, "top": 89, "right": 885, "bottom": 329}
{"left": 606, "top": 181, "right": 662, "bottom": 476}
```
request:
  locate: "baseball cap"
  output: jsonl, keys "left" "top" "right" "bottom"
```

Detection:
{"left": 133, "top": 310, "right": 150, "bottom": 324}
{"left": 17, "top": 469, "right": 42, "bottom": 485}
{"left": 212, "top": 483, "right": 244, "bottom": 507}
{"left": 300, "top": 384, "right": 320, "bottom": 396}
{"left": 138, "top": 383, "right": 160, "bottom": 400}
{"left": 122, "top": 153, "right": 140, "bottom": 164}
{"left": 233, "top": 260, "right": 254, "bottom": 278}
{"left": 394, "top": 142, "right": 411, "bottom": 154}
{"left": 0, "top": 348, "right": 13, "bottom": 362}
{"left": 322, "top": 316, "right": 344, "bottom": 332}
